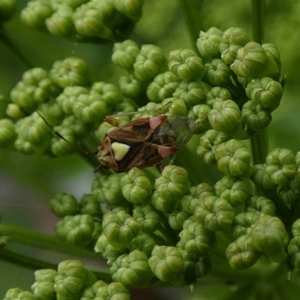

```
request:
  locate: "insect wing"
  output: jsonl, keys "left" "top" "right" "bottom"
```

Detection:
{"left": 107, "top": 115, "right": 168, "bottom": 144}
{"left": 153, "top": 116, "right": 196, "bottom": 149}
{"left": 116, "top": 142, "right": 177, "bottom": 172}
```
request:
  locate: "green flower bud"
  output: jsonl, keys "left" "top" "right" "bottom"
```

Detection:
{"left": 79, "top": 194, "right": 102, "bottom": 217}
{"left": 265, "top": 148, "right": 297, "bottom": 186}
{"left": 252, "top": 215, "right": 288, "bottom": 263}
{"left": 231, "top": 42, "right": 268, "bottom": 78}
{"left": 38, "top": 100, "right": 65, "bottom": 126}
{"left": 147, "top": 71, "right": 181, "bottom": 103}
{"left": 196, "top": 27, "right": 223, "bottom": 62}
{"left": 21, "top": 0, "right": 53, "bottom": 28}
{"left": 177, "top": 218, "right": 215, "bottom": 255}
{"left": 31, "top": 269, "right": 57, "bottom": 299}
{"left": 220, "top": 27, "right": 250, "bottom": 64}
{"left": 214, "top": 175, "right": 252, "bottom": 206}
{"left": 251, "top": 164, "right": 276, "bottom": 190}
{"left": 194, "top": 195, "right": 234, "bottom": 231}
{"left": 81, "top": 280, "right": 130, "bottom": 300}
{"left": 292, "top": 219, "right": 300, "bottom": 237}
{"left": 102, "top": 210, "right": 141, "bottom": 250}
{"left": 130, "top": 233, "right": 161, "bottom": 257}
{"left": 49, "top": 57, "right": 90, "bottom": 88}
{"left": 55, "top": 214, "right": 98, "bottom": 247}
{"left": 246, "top": 77, "right": 283, "bottom": 111}
{"left": 0, "top": 0, "right": 16, "bottom": 22}
{"left": 10, "top": 68, "right": 60, "bottom": 112}
{"left": 114, "top": 0, "right": 144, "bottom": 21}
{"left": 50, "top": 192, "right": 78, "bottom": 217}
{"left": 91, "top": 82, "right": 123, "bottom": 108}
{"left": 121, "top": 167, "right": 152, "bottom": 203}
{"left": 73, "top": 1, "right": 113, "bottom": 39}
{"left": 72, "top": 92, "right": 108, "bottom": 123}
{"left": 246, "top": 196, "right": 275, "bottom": 216}
{"left": 277, "top": 185, "right": 298, "bottom": 205}
{"left": 205, "top": 86, "right": 232, "bottom": 108}
{"left": 56, "top": 86, "right": 88, "bottom": 115}
{"left": 208, "top": 99, "right": 241, "bottom": 133}
{"left": 110, "top": 250, "right": 154, "bottom": 287}
{"left": 118, "top": 74, "right": 145, "bottom": 98}
{"left": 187, "top": 104, "right": 211, "bottom": 133}
{"left": 173, "top": 80, "right": 211, "bottom": 107}
{"left": 149, "top": 245, "right": 185, "bottom": 286}
{"left": 288, "top": 236, "right": 300, "bottom": 271}
{"left": 55, "top": 260, "right": 97, "bottom": 299}
{"left": 92, "top": 174, "right": 128, "bottom": 207}
{"left": 0, "top": 118, "right": 16, "bottom": 147}
{"left": 112, "top": 39, "right": 140, "bottom": 70}
{"left": 50, "top": 125, "right": 76, "bottom": 156}
{"left": 262, "top": 43, "right": 281, "bottom": 74}
{"left": 14, "top": 113, "right": 51, "bottom": 154}
{"left": 45, "top": 5, "right": 75, "bottom": 37}
{"left": 168, "top": 211, "right": 190, "bottom": 231}
{"left": 169, "top": 49, "right": 204, "bottom": 81}
{"left": 233, "top": 212, "right": 260, "bottom": 238}
{"left": 226, "top": 234, "right": 261, "bottom": 270}
{"left": 132, "top": 204, "right": 162, "bottom": 233}
{"left": 94, "top": 234, "right": 123, "bottom": 265}
{"left": 3, "top": 288, "right": 35, "bottom": 300}
{"left": 241, "top": 100, "right": 272, "bottom": 131}
{"left": 205, "top": 58, "right": 231, "bottom": 86}
{"left": 81, "top": 280, "right": 108, "bottom": 300}
{"left": 214, "top": 139, "right": 251, "bottom": 176}
{"left": 5, "top": 103, "right": 25, "bottom": 120}
{"left": 196, "top": 129, "right": 230, "bottom": 164}
{"left": 161, "top": 98, "right": 187, "bottom": 117}
{"left": 180, "top": 183, "right": 215, "bottom": 214}
{"left": 134, "top": 44, "right": 166, "bottom": 81}
{"left": 152, "top": 166, "right": 190, "bottom": 212}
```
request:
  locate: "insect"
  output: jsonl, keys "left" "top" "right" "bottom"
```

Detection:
{"left": 37, "top": 110, "right": 196, "bottom": 173}
{"left": 96, "top": 114, "right": 196, "bottom": 173}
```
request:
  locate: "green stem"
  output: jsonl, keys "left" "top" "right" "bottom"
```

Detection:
{"left": 252, "top": 0, "right": 265, "bottom": 43}
{"left": 177, "top": 0, "right": 203, "bottom": 51}
{"left": 250, "top": 0, "right": 268, "bottom": 164}
{"left": 250, "top": 130, "right": 268, "bottom": 164}
{"left": 0, "top": 224, "right": 100, "bottom": 260}
{"left": 0, "top": 247, "right": 58, "bottom": 270}
{"left": 0, "top": 26, "right": 32, "bottom": 68}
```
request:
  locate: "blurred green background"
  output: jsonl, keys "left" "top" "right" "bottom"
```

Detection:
{"left": 1, "top": 0, "right": 300, "bottom": 298}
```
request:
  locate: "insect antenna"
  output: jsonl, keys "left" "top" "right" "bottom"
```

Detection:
{"left": 35, "top": 110, "right": 99, "bottom": 168}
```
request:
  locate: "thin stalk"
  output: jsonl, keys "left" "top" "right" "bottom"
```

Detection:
{"left": 250, "top": 0, "right": 268, "bottom": 164}
{"left": 0, "top": 224, "right": 100, "bottom": 260}
{"left": 177, "top": 0, "right": 203, "bottom": 51}
{"left": 0, "top": 26, "right": 32, "bottom": 68}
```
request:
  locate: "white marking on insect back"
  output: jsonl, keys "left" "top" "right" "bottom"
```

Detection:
{"left": 111, "top": 142, "right": 130, "bottom": 161}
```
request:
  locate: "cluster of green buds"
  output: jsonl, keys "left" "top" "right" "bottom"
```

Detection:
{"left": 3, "top": 260, "right": 130, "bottom": 300}
{"left": 20, "top": 0, "right": 144, "bottom": 42}
{"left": 2, "top": 25, "right": 298, "bottom": 298}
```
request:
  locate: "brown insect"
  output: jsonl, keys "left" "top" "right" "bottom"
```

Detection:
{"left": 37, "top": 111, "right": 196, "bottom": 173}
{"left": 96, "top": 114, "right": 196, "bottom": 173}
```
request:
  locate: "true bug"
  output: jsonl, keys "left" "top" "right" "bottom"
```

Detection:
{"left": 37, "top": 110, "right": 197, "bottom": 173}
{"left": 96, "top": 114, "right": 196, "bottom": 173}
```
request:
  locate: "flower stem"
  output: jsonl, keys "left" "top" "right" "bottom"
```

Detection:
{"left": 177, "top": 0, "right": 203, "bottom": 51}
{"left": 0, "top": 224, "right": 100, "bottom": 260}
{"left": 250, "top": 0, "right": 268, "bottom": 164}
{"left": 0, "top": 26, "right": 32, "bottom": 68}
{"left": 252, "top": 0, "right": 265, "bottom": 43}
